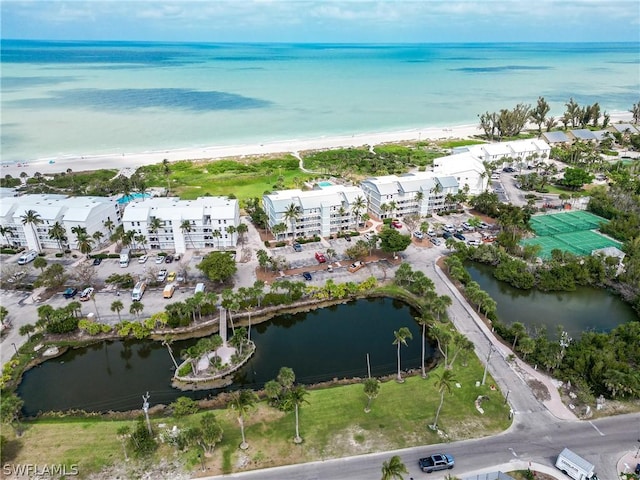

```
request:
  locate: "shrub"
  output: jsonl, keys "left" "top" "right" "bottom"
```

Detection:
{"left": 275, "top": 241, "right": 286, "bottom": 247}
{"left": 264, "top": 240, "right": 271, "bottom": 247}
{"left": 55, "top": 253, "right": 64, "bottom": 258}
{"left": 177, "top": 363, "right": 191, "bottom": 377}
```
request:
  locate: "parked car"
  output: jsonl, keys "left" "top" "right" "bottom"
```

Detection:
{"left": 155, "top": 255, "right": 165, "bottom": 264}
{"left": 343, "top": 234, "right": 352, "bottom": 242}
{"left": 443, "top": 232, "right": 453, "bottom": 239}
{"left": 157, "top": 269, "right": 168, "bottom": 282}
{"left": 164, "top": 254, "right": 174, "bottom": 263}
{"left": 391, "top": 220, "right": 402, "bottom": 229}
{"left": 7, "top": 271, "right": 26, "bottom": 283}
{"left": 348, "top": 261, "right": 365, "bottom": 273}
{"left": 326, "top": 264, "right": 333, "bottom": 272}
{"left": 454, "top": 232, "right": 466, "bottom": 241}
{"left": 419, "top": 453, "right": 455, "bottom": 473}
{"left": 138, "top": 255, "right": 148, "bottom": 264}
{"left": 503, "top": 166, "right": 516, "bottom": 173}
{"left": 92, "top": 257, "right": 102, "bottom": 266}
{"left": 413, "top": 231, "right": 424, "bottom": 239}
{"left": 427, "top": 229, "right": 436, "bottom": 237}
{"left": 79, "top": 287, "right": 95, "bottom": 301}
{"left": 430, "top": 237, "right": 442, "bottom": 246}
{"left": 292, "top": 242, "right": 302, "bottom": 252}
{"left": 173, "top": 254, "right": 181, "bottom": 261}
{"left": 467, "top": 239, "right": 482, "bottom": 246}
{"left": 302, "top": 271, "right": 312, "bottom": 281}
{"left": 462, "top": 222, "right": 474, "bottom": 231}
{"left": 63, "top": 287, "right": 78, "bottom": 299}
{"left": 315, "top": 252, "right": 326, "bottom": 263}
{"left": 443, "top": 224, "right": 455, "bottom": 233}
{"left": 166, "top": 271, "right": 177, "bottom": 283}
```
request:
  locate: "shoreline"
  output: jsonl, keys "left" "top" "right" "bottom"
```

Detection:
{"left": 2, "top": 112, "right": 633, "bottom": 179}
{"left": 1, "top": 122, "right": 483, "bottom": 178}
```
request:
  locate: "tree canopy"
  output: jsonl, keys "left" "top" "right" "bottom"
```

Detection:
{"left": 197, "top": 251, "right": 237, "bottom": 283}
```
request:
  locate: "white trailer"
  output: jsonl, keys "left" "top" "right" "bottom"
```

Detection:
{"left": 555, "top": 448, "right": 598, "bottom": 480}
{"left": 119, "top": 248, "right": 130, "bottom": 267}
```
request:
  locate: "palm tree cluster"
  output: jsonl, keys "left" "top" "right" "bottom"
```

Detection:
{"left": 265, "top": 367, "right": 309, "bottom": 443}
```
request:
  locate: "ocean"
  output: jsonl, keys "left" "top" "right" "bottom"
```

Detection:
{"left": 1, "top": 40, "right": 638, "bottom": 163}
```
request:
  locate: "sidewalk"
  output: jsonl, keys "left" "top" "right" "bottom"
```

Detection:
{"left": 617, "top": 450, "right": 640, "bottom": 478}
{"left": 433, "top": 258, "right": 577, "bottom": 421}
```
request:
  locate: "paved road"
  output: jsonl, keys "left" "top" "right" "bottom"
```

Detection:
{"left": 197, "top": 412, "right": 639, "bottom": 480}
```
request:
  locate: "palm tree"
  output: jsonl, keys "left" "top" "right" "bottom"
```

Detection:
{"left": 20, "top": 209, "right": 43, "bottom": 252}
{"left": 511, "top": 322, "right": 527, "bottom": 350}
{"left": 352, "top": 195, "right": 366, "bottom": 227}
{"left": 363, "top": 377, "right": 380, "bottom": 413}
{"left": 282, "top": 385, "right": 309, "bottom": 444}
{"left": 416, "top": 312, "right": 434, "bottom": 378}
{"left": 110, "top": 300, "right": 124, "bottom": 321}
{"left": 0, "top": 225, "right": 15, "bottom": 246}
{"left": 129, "top": 302, "right": 144, "bottom": 319}
{"left": 388, "top": 200, "right": 397, "bottom": 220}
{"left": 162, "top": 335, "right": 179, "bottom": 370}
{"left": 431, "top": 295, "right": 452, "bottom": 322}
{"left": 229, "top": 389, "right": 258, "bottom": 450}
{"left": 134, "top": 234, "right": 147, "bottom": 253}
{"left": 381, "top": 455, "right": 408, "bottom": 480}
{"left": 393, "top": 327, "right": 413, "bottom": 383}
{"left": 431, "top": 369, "right": 457, "bottom": 430}
{"left": 236, "top": 223, "right": 248, "bottom": 245}
{"left": 212, "top": 229, "right": 222, "bottom": 249}
{"left": 414, "top": 190, "right": 425, "bottom": 213}
{"left": 225, "top": 225, "right": 237, "bottom": 247}
{"left": 283, "top": 203, "right": 301, "bottom": 239}
{"left": 103, "top": 218, "right": 115, "bottom": 236}
{"left": 271, "top": 223, "right": 287, "bottom": 241}
{"left": 162, "top": 158, "right": 171, "bottom": 195}
{"left": 180, "top": 220, "right": 194, "bottom": 249}
{"left": 92, "top": 230, "right": 104, "bottom": 247}
{"left": 77, "top": 234, "right": 94, "bottom": 258}
{"left": 19, "top": 323, "right": 35, "bottom": 340}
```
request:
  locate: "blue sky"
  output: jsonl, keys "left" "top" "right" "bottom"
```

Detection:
{"left": 2, "top": 0, "right": 639, "bottom": 43}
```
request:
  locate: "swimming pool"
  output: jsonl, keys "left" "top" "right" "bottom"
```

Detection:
{"left": 318, "top": 181, "right": 334, "bottom": 187}
{"left": 117, "top": 192, "right": 150, "bottom": 204}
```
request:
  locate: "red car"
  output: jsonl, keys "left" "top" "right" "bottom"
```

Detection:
{"left": 391, "top": 220, "right": 402, "bottom": 229}
{"left": 315, "top": 252, "right": 326, "bottom": 263}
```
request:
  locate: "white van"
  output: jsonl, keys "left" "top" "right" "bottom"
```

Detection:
{"left": 163, "top": 283, "right": 176, "bottom": 299}
{"left": 17, "top": 250, "right": 38, "bottom": 265}
{"left": 194, "top": 283, "right": 205, "bottom": 294}
{"left": 555, "top": 448, "right": 598, "bottom": 480}
{"left": 131, "top": 281, "right": 147, "bottom": 301}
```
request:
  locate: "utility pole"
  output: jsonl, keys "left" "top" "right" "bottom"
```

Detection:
{"left": 142, "top": 391, "right": 152, "bottom": 434}
{"left": 366, "top": 353, "right": 371, "bottom": 379}
{"left": 482, "top": 345, "right": 495, "bottom": 386}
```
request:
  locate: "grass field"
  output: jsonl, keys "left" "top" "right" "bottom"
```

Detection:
{"left": 4, "top": 362, "right": 509, "bottom": 478}
{"left": 137, "top": 156, "right": 314, "bottom": 200}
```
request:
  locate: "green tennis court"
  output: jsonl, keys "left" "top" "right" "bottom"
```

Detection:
{"left": 522, "top": 211, "right": 621, "bottom": 258}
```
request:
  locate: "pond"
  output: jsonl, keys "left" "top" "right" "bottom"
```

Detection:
{"left": 465, "top": 262, "right": 638, "bottom": 339}
{"left": 18, "top": 297, "right": 431, "bottom": 416}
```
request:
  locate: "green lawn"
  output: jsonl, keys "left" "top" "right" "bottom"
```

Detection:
{"left": 5, "top": 362, "right": 509, "bottom": 478}
{"left": 137, "top": 157, "right": 314, "bottom": 200}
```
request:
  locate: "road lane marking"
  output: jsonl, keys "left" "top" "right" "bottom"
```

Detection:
{"left": 508, "top": 447, "right": 518, "bottom": 457}
{"left": 589, "top": 421, "right": 605, "bottom": 436}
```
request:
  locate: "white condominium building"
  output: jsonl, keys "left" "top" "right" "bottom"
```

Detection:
{"left": 435, "top": 138, "right": 552, "bottom": 194}
{"left": 0, "top": 194, "right": 121, "bottom": 252}
{"left": 360, "top": 172, "right": 459, "bottom": 220}
{"left": 263, "top": 185, "right": 367, "bottom": 239}
{"left": 121, "top": 196, "right": 239, "bottom": 254}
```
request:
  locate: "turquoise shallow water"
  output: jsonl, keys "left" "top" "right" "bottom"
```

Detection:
{"left": 1, "top": 41, "right": 638, "bottom": 162}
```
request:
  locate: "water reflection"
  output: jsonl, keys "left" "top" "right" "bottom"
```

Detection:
{"left": 465, "top": 262, "right": 637, "bottom": 339}
{"left": 19, "top": 298, "right": 432, "bottom": 415}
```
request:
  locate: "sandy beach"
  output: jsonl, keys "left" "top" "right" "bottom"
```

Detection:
{"left": 2, "top": 112, "right": 633, "bottom": 179}
{"left": 1, "top": 123, "right": 483, "bottom": 178}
